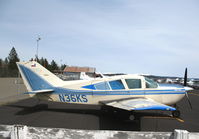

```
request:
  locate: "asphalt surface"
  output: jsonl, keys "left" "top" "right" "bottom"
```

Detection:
{"left": 0, "top": 90, "right": 199, "bottom": 132}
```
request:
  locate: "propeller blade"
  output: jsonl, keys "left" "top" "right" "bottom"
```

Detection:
{"left": 184, "top": 68, "right": 187, "bottom": 86}
{"left": 183, "top": 68, "right": 192, "bottom": 109}
{"left": 185, "top": 92, "right": 192, "bottom": 109}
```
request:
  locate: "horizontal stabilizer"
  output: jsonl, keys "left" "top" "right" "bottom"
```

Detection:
{"left": 25, "top": 89, "right": 54, "bottom": 94}
{"left": 101, "top": 97, "right": 176, "bottom": 111}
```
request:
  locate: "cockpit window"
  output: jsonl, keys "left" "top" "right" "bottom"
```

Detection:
{"left": 145, "top": 77, "right": 158, "bottom": 88}
{"left": 109, "top": 80, "right": 125, "bottom": 90}
{"left": 125, "top": 79, "right": 142, "bottom": 89}
{"left": 95, "top": 82, "right": 110, "bottom": 90}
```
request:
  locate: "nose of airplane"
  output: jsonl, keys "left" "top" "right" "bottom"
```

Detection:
{"left": 184, "top": 86, "right": 193, "bottom": 91}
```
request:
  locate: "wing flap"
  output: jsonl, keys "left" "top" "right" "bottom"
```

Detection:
{"left": 101, "top": 98, "right": 176, "bottom": 111}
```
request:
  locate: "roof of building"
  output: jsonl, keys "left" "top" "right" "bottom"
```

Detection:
{"left": 63, "top": 66, "right": 96, "bottom": 73}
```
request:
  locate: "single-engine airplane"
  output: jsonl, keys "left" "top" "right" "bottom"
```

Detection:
{"left": 16, "top": 61, "right": 192, "bottom": 119}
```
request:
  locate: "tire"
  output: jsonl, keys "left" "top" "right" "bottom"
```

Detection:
{"left": 129, "top": 115, "right": 135, "bottom": 121}
{"left": 172, "top": 110, "right": 180, "bottom": 117}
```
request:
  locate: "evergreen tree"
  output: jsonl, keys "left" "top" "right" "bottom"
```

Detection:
{"left": 40, "top": 57, "right": 45, "bottom": 66}
{"left": 7, "top": 47, "right": 20, "bottom": 70}
{"left": 50, "top": 60, "right": 58, "bottom": 71}
{"left": 44, "top": 58, "right": 49, "bottom": 69}
{"left": 34, "top": 57, "right": 39, "bottom": 62}
{"left": 0, "top": 59, "right": 2, "bottom": 68}
{"left": 4, "top": 58, "right": 8, "bottom": 66}
{"left": 60, "top": 64, "right": 67, "bottom": 70}
{"left": 0, "top": 59, "right": 3, "bottom": 76}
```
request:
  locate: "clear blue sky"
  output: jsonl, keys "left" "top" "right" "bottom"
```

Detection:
{"left": 0, "top": 0, "right": 199, "bottom": 77}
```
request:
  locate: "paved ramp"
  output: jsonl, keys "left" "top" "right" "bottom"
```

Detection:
{"left": 0, "top": 78, "right": 199, "bottom": 131}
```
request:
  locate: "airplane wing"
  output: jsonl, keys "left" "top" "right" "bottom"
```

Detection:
{"left": 100, "top": 97, "right": 176, "bottom": 111}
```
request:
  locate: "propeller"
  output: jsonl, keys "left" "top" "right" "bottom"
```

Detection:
{"left": 183, "top": 68, "right": 192, "bottom": 109}
{"left": 183, "top": 68, "right": 187, "bottom": 86}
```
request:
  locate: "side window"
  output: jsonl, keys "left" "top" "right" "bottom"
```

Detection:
{"left": 109, "top": 80, "right": 125, "bottom": 90}
{"left": 94, "top": 82, "right": 110, "bottom": 90}
{"left": 145, "top": 77, "right": 158, "bottom": 88}
{"left": 125, "top": 79, "right": 142, "bottom": 89}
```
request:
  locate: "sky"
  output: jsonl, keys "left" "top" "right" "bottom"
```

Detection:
{"left": 0, "top": 0, "right": 199, "bottom": 77}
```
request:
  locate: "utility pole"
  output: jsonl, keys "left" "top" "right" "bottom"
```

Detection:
{"left": 36, "top": 36, "right": 41, "bottom": 61}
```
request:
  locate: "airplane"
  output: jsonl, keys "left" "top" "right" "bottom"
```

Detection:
{"left": 16, "top": 61, "right": 193, "bottom": 120}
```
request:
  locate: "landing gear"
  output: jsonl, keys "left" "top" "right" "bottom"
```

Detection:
{"left": 172, "top": 110, "right": 181, "bottom": 118}
{"left": 101, "top": 106, "right": 137, "bottom": 121}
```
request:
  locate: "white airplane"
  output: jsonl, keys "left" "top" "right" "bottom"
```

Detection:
{"left": 16, "top": 61, "right": 192, "bottom": 119}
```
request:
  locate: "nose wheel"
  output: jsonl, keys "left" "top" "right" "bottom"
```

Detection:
{"left": 172, "top": 110, "right": 181, "bottom": 118}
{"left": 129, "top": 114, "right": 135, "bottom": 121}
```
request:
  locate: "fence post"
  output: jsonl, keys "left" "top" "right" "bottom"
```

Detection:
{"left": 174, "top": 129, "right": 189, "bottom": 139}
{"left": 11, "top": 125, "right": 27, "bottom": 139}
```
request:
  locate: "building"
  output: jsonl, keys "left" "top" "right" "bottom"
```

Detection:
{"left": 63, "top": 66, "right": 96, "bottom": 80}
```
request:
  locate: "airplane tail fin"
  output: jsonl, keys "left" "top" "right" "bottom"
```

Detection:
{"left": 16, "top": 61, "right": 64, "bottom": 92}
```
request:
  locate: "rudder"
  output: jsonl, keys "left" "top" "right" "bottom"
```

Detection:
{"left": 17, "top": 61, "right": 64, "bottom": 91}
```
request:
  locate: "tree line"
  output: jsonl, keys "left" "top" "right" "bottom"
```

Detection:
{"left": 0, "top": 47, "right": 67, "bottom": 77}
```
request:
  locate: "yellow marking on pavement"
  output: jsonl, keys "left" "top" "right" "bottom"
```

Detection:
{"left": 143, "top": 116, "right": 184, "bottom": 122}
{"left": 175, "top": 118, "right": 184, "bottom": 122}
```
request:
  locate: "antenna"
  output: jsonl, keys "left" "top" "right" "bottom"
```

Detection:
{"left": 36, "top": 36, "right": 41, "bottom": 61}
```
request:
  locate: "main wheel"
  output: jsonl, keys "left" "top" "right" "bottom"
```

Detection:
{"left": 172, "top": 110, "right": 180, "bottom": 117}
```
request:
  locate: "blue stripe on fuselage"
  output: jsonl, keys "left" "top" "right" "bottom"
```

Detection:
{"left": 25, "top": 87, "right": 186, "bottom": 95}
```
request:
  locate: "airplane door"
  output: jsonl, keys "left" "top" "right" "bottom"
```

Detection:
{"left": 124, "top": 78, "right": 144, "bottom": 97}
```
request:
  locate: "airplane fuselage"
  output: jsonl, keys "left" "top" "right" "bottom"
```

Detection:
{"left": 17, "top": 61, "right": 190, "bottom": 114}
{"left": 31, "top": 78, "right": 186, "bottom": 106}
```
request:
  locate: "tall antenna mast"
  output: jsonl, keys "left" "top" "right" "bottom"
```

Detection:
{"left": 36, "top": 36, "right": 41, "bottom": 61}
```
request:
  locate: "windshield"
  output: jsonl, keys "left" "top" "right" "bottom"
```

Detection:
{"left": 145, "top": 77, "right": 158, "bottom": 88}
